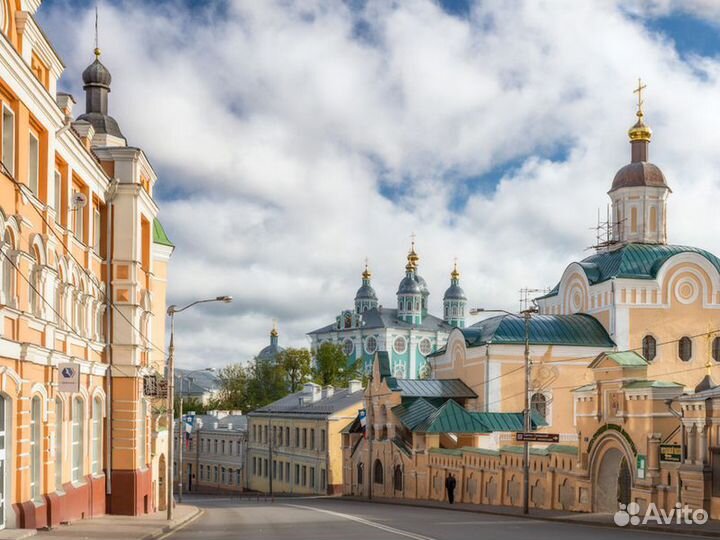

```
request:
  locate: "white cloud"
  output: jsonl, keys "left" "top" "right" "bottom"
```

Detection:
{"left": 37, "top": 0, "right": 720, "bottom": 368}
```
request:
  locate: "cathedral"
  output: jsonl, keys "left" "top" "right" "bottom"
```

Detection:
{"left": 307, "top": 246, "right": 467, "bottom": 379}
{"left": 342, "top": 84, "right": 720, "bottom": 518}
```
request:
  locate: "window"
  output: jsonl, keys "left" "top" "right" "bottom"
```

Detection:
{"left": 263, "top": 425, "right": 267, "bottom": 443}
{"left": 531, "top": 393, "right": 547, "bottom": 422}
{"left": 229, "top": 468, "right": 233, "bottom": 484}
{"left": 28, "top": 247, "right": 40, "bottom": 317}
{"left": 321, "top": 469, "right": 326, "bottom": 491}
{"left": 2, "top": 105, "right": 14, "bottom": 175}
{"left": 295, "top": 427, "right": 300, "bottom": 447}
{"left": 373, "top": 459, "right": 383, "bottom": 484}
{"left": 272, "top": 460, "right": 277, "bottom": 479}
{"left": 221, "top": 467, "right": 226, "bottom": 484}
{"left": 236, "top": 469, "right": 241, "bottom": 485}
{"left": 679, "top": 336, "right": 692, "bottom": 362}
{"left": 278, "top": 461, "right": 283, "bottom": 481}
{"left": 393, "top": 465, "right": 403, "bottom": 492}
{"left": 419, "top": 338, "right": 432, "bottom": 356}
{"left": 199, "top": 464, "right": 204, "bottom": 480}
{"left": 91, "top": 397, "right": 102, "bottom": 475}
{"left": 321, "top": 429, "right": 326, "bottom": 451}
{"left": 222, "top": 440, "right": 226, "bottom": 454}
{"left": 642, "top": 335, "right": 657, "bottom": 362}
{"left": 28, "top": 132, "right": 39, "bottom": 196}
{"left": 343, "top": 339, "right": 354, "bottom": 356}
{"left": 93, "top": 206, "right": 101, "bottom": 253}
{"left": 393, "top": 336, "right": 407, "bottom": 354}
{"left": 302, "top": 465, "right": 307, "bottom": 486}
{"left": 55, "top": 398, "right": 63, "bottom": 490}
{"left": 30, "top": 396, "right": 41, "bottom": 501}
{"left": 303, "top": 428, "right": 307, "bottom": 448}
{"left": 214, "top": 466, "right": 218, "bottom": 482}
{"left": 713, "top": 337, "right": 720, "bottom": 363}
{"left": 310, "top": 428, "right": 315, "bottom": 450}
{"left": 365, "top": 336, "right": 377, "bottom": 354}
{"left": 72, "top": 192, "right": 85, "bottom": 241}
{"left": 357, "top": 463, "right": 364, "bottom": 485}
{"left": 1, "top": 229, "right": 13, "bottom": 305}
{"left": 310, "top": 466, "right": 315, "bottom": 488}
{"left": 72, "top": 397, "right": 84, "bottom": 482}
{"left": 263, "top": 459, "right": 268, "bottom": 478}
{"left": 295, "top": 464, "right": 300, "bottom": 485}
{"left": 54, "top": 171, "right": 62, "bottom": 213}
{"left": 214, "top": 440, "right": 218, "bottom": 453}
{"left": 139, "top": 400, "right": 147, "bottom": 468}
{"left": 285, "top": 427, "right": 289, "bottom": 446}
{"left": 278, "top": 429, "right": 283, "bottom": 446}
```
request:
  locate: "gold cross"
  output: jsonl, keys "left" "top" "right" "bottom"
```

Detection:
{"left": 633, "top": 77, "right": 646, "bottom": 115}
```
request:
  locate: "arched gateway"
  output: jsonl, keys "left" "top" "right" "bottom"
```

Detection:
{"left": 592, "top": 437, "right": 633, "bottom": 513}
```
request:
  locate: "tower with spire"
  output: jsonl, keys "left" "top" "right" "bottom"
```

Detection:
{"left": 354, "top": 261, "right": 378, "bottom": 313}
{"left": 608, "top": 79, "right": 670, "bottom": 246}
{"left": 443, "top": 261, "right": 467, "bottom": 328}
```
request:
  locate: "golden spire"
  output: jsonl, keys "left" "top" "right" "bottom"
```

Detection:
{"left": 270, "top": 320, "right": 278, "bottom": 338}
{"left": 362, "top": 258, "right": 371, "bottom": 280}
{"left": 94, "top": 5, "right": 101, "bottom": 59}
{"left": 628, "top": 78, "right": 652, "bottom": 142}
{"left": 451, "top": 258, "right": 460, "bottom": 280}
{"left": 407, "top": 233, "right": 419, "bottom": 269}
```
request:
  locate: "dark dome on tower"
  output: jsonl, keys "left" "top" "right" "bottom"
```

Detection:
{"left": 76, "top": 49, "right": 126, "bottom": 141}
{"left": 82, "top": 57, "right": 112, "bottom": 88}
{"left": 610, "top": 162, "right": 668, "bottom": 192}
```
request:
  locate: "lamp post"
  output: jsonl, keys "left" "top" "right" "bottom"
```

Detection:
{"left": 166, "top": 295, "right": 232, "bottom": 520}
{"left": 470, "top": 305, "right": 538, "bottom": 515}
{"left": 176, "top": 367, "right": 216, "bottom": 503}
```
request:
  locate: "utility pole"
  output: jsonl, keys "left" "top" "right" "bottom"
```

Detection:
{"left": 178, "top": 393, "right": 184, "bottom": 503}
{"left": 166, "top": 313, "right": 175, "bottom": 520}
{"left": 367, "top": 372, "right": 373, "bottom": 501}
{"left": 522, "top": 309, "right": 532, "bottom": 515}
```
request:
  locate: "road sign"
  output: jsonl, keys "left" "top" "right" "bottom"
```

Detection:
{"left": 515, "top": 432, "right": 560, "bottom": 443}
{"left": 58, "top": 362, "right": 80, "bottom": 393}
{"left": 660, "top": 444, "right": 681, "bottom": 463}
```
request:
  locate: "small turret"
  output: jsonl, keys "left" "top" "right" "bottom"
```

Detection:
{"left": 443, "top": 261, "right": 467, "bottom": 328}
{"left": 354, "top": 261, "right": 378, "bottom": 313}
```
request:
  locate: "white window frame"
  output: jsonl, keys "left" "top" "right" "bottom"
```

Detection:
{"left": 53, "top": 171, "right": 62, "bottom": 214}
{"left": 30, "top": 396, "right": 41, "bottom": 502}
{"left": 91, "top": 397, "right": 102, "bottom": 475}
{"left": 28, "top": 132, "right": 39, "bottom": 196}
{"left": 72, "top": 397, "right": 84, "bottom": 483}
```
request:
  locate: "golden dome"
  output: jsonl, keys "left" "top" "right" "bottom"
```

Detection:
{"left": 362, "top": 262, "right": 372, "bottom": 280}
{"left": 451, "top": 261, "right": 460, "bottom": 280}
{"left": 628, "top": 112, "right": 652, "bottom": 142}
{"left": 405, "top": 260, "right": 415, "bottom": 272}
{"left": 270, "top": 321, "right": 278, "bottom": 338}
{"left": 407, "top": 240, "right": 419, "bottom": 269}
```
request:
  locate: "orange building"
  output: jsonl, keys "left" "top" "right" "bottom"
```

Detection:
{"left": 0, "top": 1, "right": 172, "bottom": 530}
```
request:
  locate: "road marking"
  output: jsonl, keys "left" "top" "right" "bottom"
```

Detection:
{"left": 155, "top": 509, "right": 204, "bottom": 540}
{"left": 285, "top": 504, "right": 438, "bottom": 540}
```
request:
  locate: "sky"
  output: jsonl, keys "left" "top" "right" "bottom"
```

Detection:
{"left": 35, "top": 0, "right": 720, "bottom": 370}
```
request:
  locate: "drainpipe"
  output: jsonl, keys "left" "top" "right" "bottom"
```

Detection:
{"left": 665, "top": 399, "right": 685, "bottom": 504}
{"left": 104, "top": 179, "right": 118, "bottom": 497}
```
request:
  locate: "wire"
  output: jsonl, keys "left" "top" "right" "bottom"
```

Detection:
{"left": 0, "top": 162, "right": 167, "bottom": 357}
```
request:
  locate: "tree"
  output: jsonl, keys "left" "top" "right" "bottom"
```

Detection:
{"left": 277, "top": 348, "right": 312, "bottom": 392}
{"left": 245, "top": 358, "right": 286, "bottom": 410}
{"left": 313, "top": 342, "right": 361, "bottom": 387}
{"left": 217, "top": 363, "right": 250, "bottom": 411}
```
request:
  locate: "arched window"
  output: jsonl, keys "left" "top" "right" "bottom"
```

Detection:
{"left": 713, "top": 337, "right": 720, "bottom": 363}
{"left": 530, "top": 393, "right": 547, "bottom": 422}
{"left": 91, "top": 397, "right": 103, "bottom": 475}
{"left": 357, "top": 463, "right": 364, "bottom": 485}
{"left": 72, "top": 397, "right": 84, "bottom": 482}
{"left": 393, "top": 464, "right": 403, "bottom": 492}
{"left": 55, "top": 268, "right": 65, "bottom": 328}
{"left": 2, "top": 228, "right": 15, "bottom": 305}
{"left": 30, "top": 396, "right": 42, "bottom": 501}
{"left": 55, "top": 397, "right": 63, "bottom": 489}
{"left": 679, "top": 337, "right": 692, "bottom": 362}
{"left": 28, "top": 247, "right": 40, "bottom": 317}
{"left": 642, "top": 335, "right": 657, "bottom": 362}
{"left": 139, "top": 400, "right": 147, "bottom": 468}
{"left": 373, "top": 459, "right": 383, "bottom": 484}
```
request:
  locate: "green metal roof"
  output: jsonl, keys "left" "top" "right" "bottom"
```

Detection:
{"left": 595, "top": 351, "right": 648, "bottom": 367}
{"left": 414, "top": 399, "right": 488, "bottom": 434}
{"left": 462, "top": 314, "right": 614, "bottom": 348}
{"left": 392, "top": 398, "right": 439, "bottom": 431}
{"left": 428, "top": 448, "right": 464, "bottom": 456}
{"left": 622, "top": 380, "right": 684, "bottom": 389}
{"left": 573, "top": 383, "right": 597, "bottom": 392}
{"left": 153, "top": 218, "right": 174, "bottom": 247}
{"left": 393, "top": 379, "right": 477, "bottom": 399}
{"left": 474, "top": 411, "right": 547, "bottom": 431}
{"left": 541, "top": 243, "right": 720, "bottom": 298}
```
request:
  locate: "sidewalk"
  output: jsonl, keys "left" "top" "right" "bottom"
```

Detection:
{"left": 343, "top": 495, "right": 720, "bottom": 537}
{"left": 14, "top": 504, "right": 202, "bottom": 540}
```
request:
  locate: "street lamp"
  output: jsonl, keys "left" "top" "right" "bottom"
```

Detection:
{"left": 469, "top": 305, "right": 538, "bottom": 515}
{"left": 166, "top": 296, "right": 232, "bottom": 520}
{"left": 176, "top": 367, "right": 216, "bottom": 503}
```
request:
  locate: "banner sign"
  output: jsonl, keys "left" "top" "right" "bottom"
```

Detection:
{"left": 515, "top": 432, "right": 560, "bottom": 443}
{"left": 58, "top": 362, "right": 80, "bottom": 393}
{"left": 660, "top": 444, "right": 681, "bottom": 463}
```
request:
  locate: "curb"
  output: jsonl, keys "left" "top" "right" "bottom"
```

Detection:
{"left": 340, "top": 497, "right": 720, "bottom": 538}
{"left": 141, "top": 506, "right": 203, "bottom": 540}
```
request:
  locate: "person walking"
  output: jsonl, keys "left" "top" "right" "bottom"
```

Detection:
{"left": 445, "top": 473, "right": 457, "bottom": 504}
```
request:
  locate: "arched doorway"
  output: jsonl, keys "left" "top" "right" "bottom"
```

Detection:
{"left": 594, "top": 446, "right": 632, "bottom": 513}
{"left": 158, "top": 454, "right": 167, "bottom": 511}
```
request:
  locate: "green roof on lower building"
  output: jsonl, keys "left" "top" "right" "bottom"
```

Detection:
{"left": 153, "top": 218, "right": 174, "bottom": 248}
{"left": 598, "top": 351, "right": 648, "bottom": 367}
{"left": 623, "top": 380, "right": 684, "bottom": 389}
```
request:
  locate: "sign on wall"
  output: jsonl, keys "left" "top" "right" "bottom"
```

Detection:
{"left": 516, "top": 432, "right": 560, "bottom": 443}
{"left": 637, "top": 454, "right": 647, "bottom": 479}
{"left": 660, "top": 444, "right": 682, "bottom": 463}
{"left": 58, "top": 362, "right": 80, "bottom": 393}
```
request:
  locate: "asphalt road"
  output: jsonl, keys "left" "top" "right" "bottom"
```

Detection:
{"left": 172, "top": 495, "right": 710, "bottom": 540}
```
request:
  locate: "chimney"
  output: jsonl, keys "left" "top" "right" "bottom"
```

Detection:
{"left": 348, "top": 380, "right": 362, "bottom": 394}
{"left": 323, "top": 386, "right": 334, "bottom": 399}
{"left": 71, "top": 120, "right": 95, "bottom": 150}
